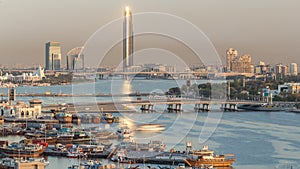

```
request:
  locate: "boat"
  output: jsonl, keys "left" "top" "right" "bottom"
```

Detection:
{"left": 101, "top": 113, "right": 119, "bottom": 123}
{"left": 68, "top": 160, "right": 109, "bottom": 169}
{"left": 67, "top": 145, "right": 86, "bottom": 158}
{"left": 67, "top": 150, "right": 86, "bottom": 158}
{"left": 72, "top": 131, "right": 92, "bottom": 144}
{"left": 0, "top": 116, "right": 4, "bottom": 124}
{"left": 24, "top": 132, "right": 57, "bottom": 144}
{"left": 27, "top": 157, "right": 49, "bottom": 166}
{"left": 0, "top": 142, "right": 46, "bottom": 158}
{"left": 56, "top": 132, "right": 74, "bottom": 144}
{"left": 285, "top": 108, "right": 300, "bottom": 113}
{"left": 56, "top": 112, "right": 73, "bottom": 123}
{"left": 237, "top": 103, "right": 294, "bottom": 112}
{"left": 110, "top": 150, "right": 133, "bottom": 163}
{"left": 135, "top": 124, "right": 165, "bottom": 132}
{"left": 116, "top": 127, "right": 132, "bottom": 139}
{"left": 110, "top": 140, "right": 166, "bottom": 163}
{"left": 183, "top": 146, "right": 235, "bottom": 168}
{"left": 92, "top": 130, "right": 119, "bottom": 140}
{"left": 78, "top": 144, "right": 109, "bottom": 158}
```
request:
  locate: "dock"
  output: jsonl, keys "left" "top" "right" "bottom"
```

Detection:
{"left": 126, "top": 152, "right": 186, "bottom": 165}
{"left": 43, "top": 147, "right": 109, "bottom": 158}
{"left": 4, "top": 118, "right": 59, "bottom": 123}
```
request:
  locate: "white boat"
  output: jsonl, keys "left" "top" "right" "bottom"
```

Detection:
{"left": 237, "top": 103, "right": 294, "bottom": 112}
{"left": 28, "top": 157, "right": 49, "bottom": 166}
{"left": 116, "top": 127, "right": 132, "bottom": 138}
{"left": 67, "top": 147, "right": 85, "bottom": 158}
{"left": 135, "top": 124, "right": 165, "bottom": 132}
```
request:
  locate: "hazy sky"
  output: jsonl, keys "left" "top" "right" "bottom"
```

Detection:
{"left": 0, "top": 0, "right": 300, "bottom": 67}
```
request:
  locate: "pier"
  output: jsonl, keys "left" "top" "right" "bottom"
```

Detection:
{"left": 167, "top": 103, "right": 182, "bottom": 112}
{"left": 140, "top": 104, "right": 154, "bottom": 112}
{"left": 194, "top": 103, "right": 210, "bottom": 112}
{"left": 221, "top": 103, "right": 238, "bottom": 112}
{"left": 4, "top": 118, "right": 59, "bottom": 123}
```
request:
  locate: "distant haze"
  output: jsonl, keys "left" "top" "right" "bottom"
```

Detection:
{"left": 0, "top": 0, "right": 300, "bottom": 67}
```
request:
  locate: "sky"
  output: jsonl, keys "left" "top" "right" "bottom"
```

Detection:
{"left": 0, "top": 0, "right": 300, "bottom": 68}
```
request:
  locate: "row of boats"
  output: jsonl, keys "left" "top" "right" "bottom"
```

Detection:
{"left": 0, "top": 139, "right": 236, "bottom": 168}
{"left": 108, "top": 140, "right": 235, "bottom": 168}
{"left": 54, "top": 112, "right": 120, "bottom": 124}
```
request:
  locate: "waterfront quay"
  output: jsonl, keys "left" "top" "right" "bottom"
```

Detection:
{"left": 0, "top": 93, "right": 151, "bottom": 98}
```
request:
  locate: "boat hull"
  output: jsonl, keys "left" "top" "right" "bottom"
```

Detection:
{"left": 184, "top": 158, "right": 236, "bottom": 167}
{"left": 0, "top": 148, "right": 45, "bottom": 158}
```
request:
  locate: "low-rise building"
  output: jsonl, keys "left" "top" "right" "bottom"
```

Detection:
{"left": 278, "top": 83, "right": 300, "bottom": 94}
{"left": 0, "top": 100, "right": 42, "bottom": 118}
{"left": 0, "top": 66, "right": 45, "bottom": 82}
{"left": 231, "top": 54, "right": 253, "bottom": 73}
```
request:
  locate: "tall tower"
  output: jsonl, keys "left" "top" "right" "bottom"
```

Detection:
{"left": 45, "top": 41, "right": 61, "bottom": 71}
{"left": 123, "top": 6, "right": 134, "bottom": 72}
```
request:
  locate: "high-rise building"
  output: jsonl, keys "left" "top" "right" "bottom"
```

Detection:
{"left": 226, "top": 48, "right": 238, "bottom": 72}
{"left": 123, "top": 6, "right": 134, "bottom": 72}
{"left": 290, "top": 63, "right": 298, "bottom": 76}
{"left": 275, "top": 63, "right": 288, "bottom": 79}
{"left": 66, "top": 47, "right": 84, "bottom": 71}
{"left": 231, "top": 54, "right": 253, "bottom": 73}
{"left": 45, "top": 41, "right": 61, "bottom": 71}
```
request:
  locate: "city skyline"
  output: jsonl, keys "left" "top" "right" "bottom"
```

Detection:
{"left": 0, "top": 0, "right": 300, "bottom": 67}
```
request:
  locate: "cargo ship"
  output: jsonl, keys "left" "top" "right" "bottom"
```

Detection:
{"left": 184, "top": 146, "right": 235, "bottom": 168}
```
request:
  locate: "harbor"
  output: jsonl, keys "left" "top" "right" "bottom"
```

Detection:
{"left": 1, "top": 0, "right": 300, "bottom": 168}
{"left": 1, "top": 80, "right": 300, "bottom": 169}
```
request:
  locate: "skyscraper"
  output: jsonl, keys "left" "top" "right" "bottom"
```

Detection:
{"left": 123, "top": 6, "right": 134, "bottom": 72}
{"left": 290, "top": 63, "right": 298, "bottom": 76}
{"left": 66, "top": 47, "right": 84, "bottom": 71}
{"left": 226, "top": 48, "right": 238, "bottom": 72}
{"left": 45, "top": 41, "right": 61, "bottom": 71}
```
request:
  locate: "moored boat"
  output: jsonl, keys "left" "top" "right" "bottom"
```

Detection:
{"left": 56, "top": 112, "right": 73, "bottom": 123}
{"left": 0, "top": 142, "right": 46, "bottom": 158}
{"left": 72, "top": 131, "right": 92, "bottom": 144}
{"left": 101, "top": 113, "right": 119, "bottom": 123}
{"left": 0, "top": 116, "right": 4, "bottom": 124}
{"left": 56, "top": 132, "right": 74, "bottom": 144}
{"left": 116, "top": 127, "right": 132, "bottom": 139}
{"left": 135, "top": 124, "right": 165, "bottom": 132}
{"left": 68, "top": 160, "right": 108, "bottom": 169}
{"left": 183, "top": 146, "right": 235, "bottom": 168}
{"left": 238, "top": 102, "right": 295, "bottom": 112}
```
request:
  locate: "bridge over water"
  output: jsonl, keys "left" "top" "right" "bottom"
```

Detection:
{"left": 43, "top": 98, "right": 266, "bottom": 113}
